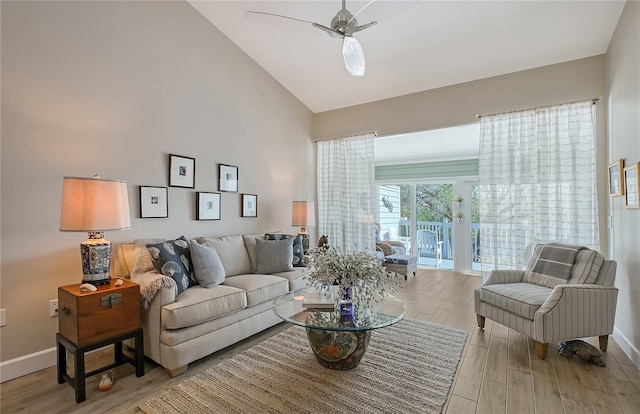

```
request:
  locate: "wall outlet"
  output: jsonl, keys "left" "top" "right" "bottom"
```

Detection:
{"left": 49, "top": 299, "right": 58, "bottom": 318}
{"left": 0, "top": 309, "right": 6, "bottom": 327}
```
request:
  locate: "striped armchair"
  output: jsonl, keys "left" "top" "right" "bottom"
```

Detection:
{"left": 474, "top": 244, "right": 618, "bottom": 359}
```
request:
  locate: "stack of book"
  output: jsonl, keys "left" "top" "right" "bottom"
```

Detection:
{"left": 302, "top": 290, "right": 335, "bottom": 310}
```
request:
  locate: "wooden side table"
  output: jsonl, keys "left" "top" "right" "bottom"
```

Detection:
{"left": 56, "top": 279, "right": 144, "bottom": 403}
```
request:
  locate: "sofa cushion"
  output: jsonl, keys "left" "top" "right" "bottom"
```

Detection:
{"left": 223, "top": 274, "right": 288, "bottom": 307}
{"left": 242, "top": 234, "right": 264, "bottom": 273}
{"left": 146, "top": 236, "right": 196, "bottom": 295}
{"left": 161, "top": 285, "right": 247, "bottom": 330}
{"left": 132, "top": 238, "right": 165, "bottom": 275}
{"left": 568, "top": 249, "right": 604, "bottom": 285}
{"left": 190, "top": 240, "right": 225, "bottom": 288}
{"left": 479, "top": 283, "right": 552, "bottom": 320}
{"left": 199, "top": 235, "right": 252, "bottom": 277}
{"left": 271, "top": 268, "right": 310, "bottom": 291}
{"left": 256, "top": 238, "right": 294, "bottom": 274}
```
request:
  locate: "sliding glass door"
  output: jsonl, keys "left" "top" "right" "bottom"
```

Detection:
{"left": 377, "top": 179, "right": 479, "bottom": 274}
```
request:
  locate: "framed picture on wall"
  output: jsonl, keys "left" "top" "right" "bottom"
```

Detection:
{"left": 624, "top": 162, "right": 639, "bottom": 209}
{"left": 169, "top": 154, "right": 196, "bottom": 188}
{"left": 196, "top": 192, "right": 221, "bottom": 220}
{"left": 140, "top": 186, "right": 168, "bottom": 218}
{"left": 608, "top": 159, "right": 625, "bottom": 197}
{"left": 241, "top": 193, "right": 257, "bottom": 217}
{"left": 219, "top": 164, "right": 238, "bottom": 192}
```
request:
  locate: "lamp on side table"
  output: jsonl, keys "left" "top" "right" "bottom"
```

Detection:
{"left": 59, "top": 175, "right": 131, "bottom": 285}
{"left": 292, "top": 200, "right": 315, "bottom": 254}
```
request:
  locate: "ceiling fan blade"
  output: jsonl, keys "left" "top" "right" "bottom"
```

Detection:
{"left": 342, "top": 36, "right": 365, "bottom": 76}
{"left": 311, "top": 22, "right": 342, "bottom": 38}
{"left": 346, "top": 0, "right": 377, "bottom": 26}
{"left": 344, "top": 20, "right": 377, "bottom": 36}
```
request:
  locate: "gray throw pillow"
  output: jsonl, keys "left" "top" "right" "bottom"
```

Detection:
{"left": 256, "top": 238, "right": 294, "bottom": 274}
{"left": 190, "top": 240, "right": 225, "bottom": 288}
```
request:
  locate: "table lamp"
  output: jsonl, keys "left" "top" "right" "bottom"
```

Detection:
{"left": 292, "top": 201, "right": 315, "bottom": 254}
{"left": 59, "top": 176, "right": 131, "bottom": 285}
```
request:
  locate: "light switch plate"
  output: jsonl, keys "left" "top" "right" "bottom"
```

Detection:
{"left": 0, "top": 309, "right": 6, "bottom": 327}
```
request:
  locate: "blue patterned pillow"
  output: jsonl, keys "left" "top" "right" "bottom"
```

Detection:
{"left": 146, "top": 236, "right": 196, "bottom": 294}
{"left": 292, "top": 235, "right": 305, "bottom": 267}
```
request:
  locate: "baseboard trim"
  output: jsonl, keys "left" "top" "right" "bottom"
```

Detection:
{"left": 613, "top": 326, "right": 640, "bottom": 369}
{"left": 0, "top": 347, "right": 56, "bottom": 383}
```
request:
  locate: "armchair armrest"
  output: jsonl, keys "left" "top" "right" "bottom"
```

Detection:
{"left": 484, "top": 269, "right": 525, "bottom": 286}
{"left": 534, "top": 284, "right": 619, "bottom": 343}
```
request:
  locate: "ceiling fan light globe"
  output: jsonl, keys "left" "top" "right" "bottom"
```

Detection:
{"left": 342, "top": 36, "right": 365, "bottom": 76}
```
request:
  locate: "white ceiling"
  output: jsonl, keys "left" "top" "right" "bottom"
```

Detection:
{"left": 189, "top": 0, "right": 625, "bottom": 113}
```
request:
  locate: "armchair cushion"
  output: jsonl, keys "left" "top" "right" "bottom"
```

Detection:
{"left": 480, "top": 283, "right": 552, "bottom": 320}
{"left": 376, "top": 242, "right": 393, "bottom": 256}
{"left": 525, "top": 243, "right": 582, "bottom": 288}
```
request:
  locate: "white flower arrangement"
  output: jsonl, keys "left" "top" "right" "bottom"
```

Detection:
{"left": 305, "top": 245, "right": 401, "bottom": 309}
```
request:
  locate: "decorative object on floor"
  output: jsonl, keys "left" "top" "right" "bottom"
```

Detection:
{"left": 168, "top": 154, "right": 195, "bottom": 188}
{"left": 241, "top": 193, "right": 258, "bottom": 217}
{"left": 98, "top": 370, "right": 114, "bottom": 391}
{"left": 608, "top": 159, "right": 625, "bottom": 197}
{"left": 59, "top": 176, "right": 131, "bottom": 285}
{"left": 196, "top": 191, "right": 221, "bottom": 220}
{"left": 624, "top": 162, "right": 639, "bottom": 209}
{"left": 218, "top": 163, "right": 238, "bottom": 192}
{"left": 247, "top": 0, "right": 377, "bottom": 76}
{"left": 291, "top": 200, "right": 315, "bottom": 253}
{"left": 140, "top": 319, "right": 467, "bottom": 414}
{"left": 559, "top": 340, "right": 606, "bottom": 367}
{"left": 139, "top": 186, "right": 168, "bottom": 218}
{"left": 306, "top": 245, "right": 400, "bottom": 310}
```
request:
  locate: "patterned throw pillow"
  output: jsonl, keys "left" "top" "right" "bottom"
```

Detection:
{"left": 146, "top": 236, "right": 196, "bottom": 294}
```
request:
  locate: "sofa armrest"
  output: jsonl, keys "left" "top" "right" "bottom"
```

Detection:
{"left": 131, "top": 271, "right": 177, "bottom": 309}
{"left": 534, "top": 284, "right": 619, "bottom": 342}
{"left": 483, "top": 269, "right": 525, "bottom": 286}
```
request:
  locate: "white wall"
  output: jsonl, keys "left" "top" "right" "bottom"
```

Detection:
{"left": 0, "top": 0, "right": 313, "bottom": 375}
{"left": 606, "top": 0, "right": 640, "bottom": 368}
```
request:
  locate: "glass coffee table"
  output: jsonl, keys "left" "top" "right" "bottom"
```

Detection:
{"left": 272, "top": 287, "right": 406, "bottom": 370}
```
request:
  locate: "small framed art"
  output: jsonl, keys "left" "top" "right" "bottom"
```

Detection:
{"left": 608, "top": 159, "right": 625, "bottom": 197}
{"left": 197, "top": 192, "right": 221, "bottom": 220}
{"left": 219, "top": 164, "right": 238, "bottom": 192}
{"left": 624, "top": 162, "right": 639, "bottom": 209}
{"left": 140, "top": 186, "right": 168, "bottom": 218}
{"left": 169, "top": 154, "right": 195, "bottom": 188}
{"left": 241, "top": 193, "right": 257, "bottom": 217}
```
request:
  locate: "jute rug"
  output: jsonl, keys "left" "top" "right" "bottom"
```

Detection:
{"left": 140, "top": 318, "right": 467, "bottom": 414}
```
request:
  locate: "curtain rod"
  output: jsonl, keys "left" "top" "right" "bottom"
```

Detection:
{"left": 475, "top": 97, "right": 601, "bottom": 119}
{"left": 312, "top": 131, "right": 378, "bottom": 143}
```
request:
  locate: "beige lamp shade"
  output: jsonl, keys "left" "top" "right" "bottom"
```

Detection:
{"left": 60, "top": 176, "right": 131, "bottom": 232}
{"left": 291, "top": 201, "right": 315, "bottom": 229}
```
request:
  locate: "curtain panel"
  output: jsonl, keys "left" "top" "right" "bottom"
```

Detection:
{"left": 316, "top": 133, "right": 377, "bottom": 253}
{"left": 478, "top": 101, "right": 598, "bottom": 281}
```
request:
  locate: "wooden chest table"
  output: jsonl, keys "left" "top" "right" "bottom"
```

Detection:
{"left": 56, "top": 279, "right": 144, "bottom": 403}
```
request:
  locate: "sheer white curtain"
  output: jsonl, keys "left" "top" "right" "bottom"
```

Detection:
{"left": 478, "top": 101, "right": 599, "bottom": 281}
{"left": 316, "top": 133, "right": 377, "bottom": 253}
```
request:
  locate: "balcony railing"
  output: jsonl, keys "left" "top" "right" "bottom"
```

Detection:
{"left": 391, "top": 220, "right": 480, "bottom": 262}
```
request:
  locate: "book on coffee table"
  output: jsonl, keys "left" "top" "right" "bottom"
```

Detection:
{"left": 302, "top": 290, "right": 335, "bottom": 309}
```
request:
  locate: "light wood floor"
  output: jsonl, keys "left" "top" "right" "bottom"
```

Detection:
{"left": 2, "top": 269, "right": 639, "bottom": 413}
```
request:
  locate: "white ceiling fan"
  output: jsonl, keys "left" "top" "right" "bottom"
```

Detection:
{"left": 247, "top": 0, "right": 378, "bottom": 76}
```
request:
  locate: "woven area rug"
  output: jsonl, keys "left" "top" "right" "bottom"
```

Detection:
{"left": 140, "top": 318, "right": 467, "bottom": 414}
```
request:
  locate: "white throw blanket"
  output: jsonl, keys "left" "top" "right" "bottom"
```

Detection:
{"left": 131, "top": 271, "right": 176, "bottom": 309}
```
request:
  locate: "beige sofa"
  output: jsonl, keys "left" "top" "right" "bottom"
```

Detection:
{"left": 115, "top": 234, "right": 309, "bottom": 377}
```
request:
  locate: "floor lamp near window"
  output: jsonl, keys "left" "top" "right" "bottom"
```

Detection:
{"left": 59, "top": 176, "right": 131, "bottom": 285}
{"left": 292, "top": 201, "right": 315, "bottom": 254}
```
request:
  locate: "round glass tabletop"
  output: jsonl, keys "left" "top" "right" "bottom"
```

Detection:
{"left": 272, "top": 287, "right": 406, "bottom": 332}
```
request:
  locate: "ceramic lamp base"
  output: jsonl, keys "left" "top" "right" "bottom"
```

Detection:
{"left": 80, "top": 232, "right": 112, "bottom": 285}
